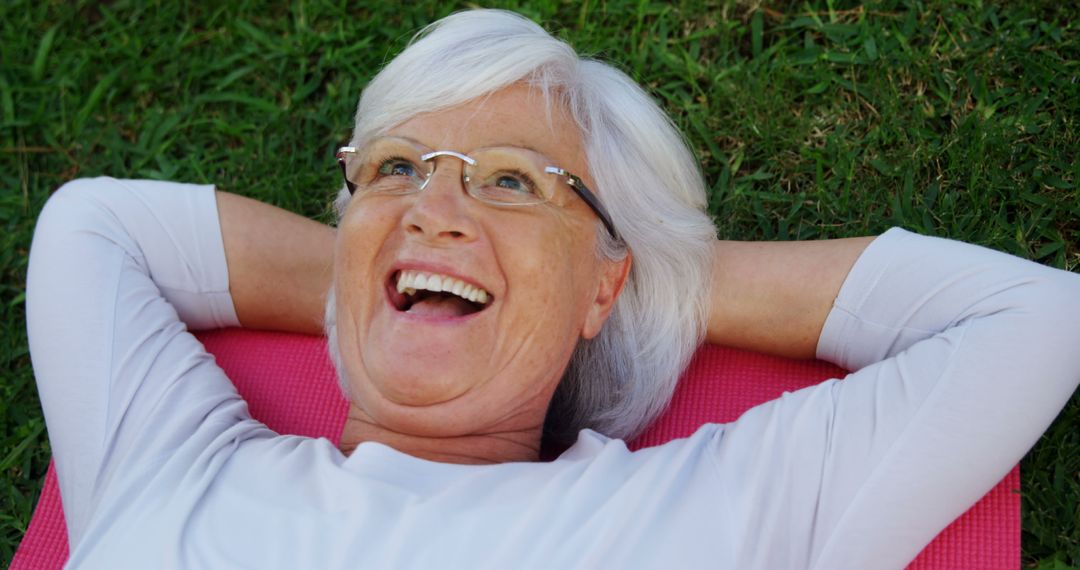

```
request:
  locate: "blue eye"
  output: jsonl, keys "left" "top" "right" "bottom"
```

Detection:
{"left": 378, "top": 158, "right": 419, "bottom": 177}
{"left": 492, "top": 171, "right": 538, "bottom": 195}
{"left": 496, "top": 176, "right": 523, "bottom": 191}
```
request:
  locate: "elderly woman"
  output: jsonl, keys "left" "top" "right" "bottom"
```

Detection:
{"left": 26, "top": 9, "right": 1080, "bottom": 570}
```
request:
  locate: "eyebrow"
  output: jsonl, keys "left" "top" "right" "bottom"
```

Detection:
{"left": 390, "top": 135, "right": 549, "bottom": 160}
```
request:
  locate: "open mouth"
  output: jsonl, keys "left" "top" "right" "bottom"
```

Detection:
{"left": 389, "top": 270, "right": 493, "bottom": 318}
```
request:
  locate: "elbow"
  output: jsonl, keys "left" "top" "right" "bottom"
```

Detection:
{"left": 29, "top": 177, "right": 132, "bottom": 296}
{"left": 1018, "top": 269, "right": 1080, "bottom": 394}
{"left": 36, "top": 177, "right": 123, "bottom": 237}
{"left": 1030, "top": 269, "right": 1080, "bottom": 337}
{"left": 34, "top": 178, "right": 105, "bottom": 249}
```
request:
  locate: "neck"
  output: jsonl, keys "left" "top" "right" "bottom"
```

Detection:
{"left": 338, "top": 402, "right": 543, "bottom": 464}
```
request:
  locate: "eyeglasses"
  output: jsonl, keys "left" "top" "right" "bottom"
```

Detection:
{"left": 336, "top": 136, "right": 620, "bottom": 241}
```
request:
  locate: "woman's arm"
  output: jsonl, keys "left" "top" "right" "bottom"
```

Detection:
{"left": 706, "top": 236, "right": 874, "bottom": 358}
{"left": 216, "top": 192, "right": 335, "bottom": 335}
{"left": 27, "top": 178, "right": 251, "bottom": 544}
{"left": 705, "top": 229, "right": 1080, "bottom": 568}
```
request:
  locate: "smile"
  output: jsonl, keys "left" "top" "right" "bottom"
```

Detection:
{"left": 390, "top": 270, "right": 493, "bottom": 318}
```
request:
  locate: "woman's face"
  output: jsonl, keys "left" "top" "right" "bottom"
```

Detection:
{"left": 333, "top": 84, "right": 629, "bottom": 438}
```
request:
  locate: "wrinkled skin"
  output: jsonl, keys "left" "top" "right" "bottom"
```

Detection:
{"left": 334, "top": 84, "right": 631, "bottom": 463}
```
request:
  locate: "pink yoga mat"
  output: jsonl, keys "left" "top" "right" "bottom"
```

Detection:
{"left": 11, "top": 329, "right": 1019, "bottom": 569}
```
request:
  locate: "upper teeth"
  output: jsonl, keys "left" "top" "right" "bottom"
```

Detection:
{"left": 396, "top": 270, "right": 490, "bottom": 304}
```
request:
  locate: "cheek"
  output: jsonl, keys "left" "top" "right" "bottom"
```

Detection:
{"left": 333, "top": 200, "right": 402, "bottom": 328}
{"left": 492, "top": 214, "right": 599, "bottom": 332}
{"left": 336, "top": 198, "right": 403, "bottom": 274}
{"left": 334, "top": 233, "right": 373, "bottom": 315}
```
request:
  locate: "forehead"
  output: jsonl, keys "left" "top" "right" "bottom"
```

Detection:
{"left": 387, "top": 84, "right": 590, "bottom": 177}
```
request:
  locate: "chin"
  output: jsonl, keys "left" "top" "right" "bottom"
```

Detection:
{"left": 343, "top": 357, "right": 486, "bottom": 428}
{"left": 368, "top": 363, "right": 473, "bottom": 407}
{"left": 351, "top": 382, "right": 496, "bottom": 438}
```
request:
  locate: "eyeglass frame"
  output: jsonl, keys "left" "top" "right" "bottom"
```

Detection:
{"left": 335, "top": 141, "right": 621, "bottom": 242}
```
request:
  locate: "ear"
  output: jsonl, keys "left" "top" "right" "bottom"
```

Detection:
{"left": 582, "top": 251, "right": 632, "bottom": 339}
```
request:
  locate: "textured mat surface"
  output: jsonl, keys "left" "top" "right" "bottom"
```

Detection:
{"left": 12, "top": 329, "right": 1019, "bottom": 569}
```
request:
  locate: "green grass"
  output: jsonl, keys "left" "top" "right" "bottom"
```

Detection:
{"left": 1, "top": 0, "right": 1078, "bottom": 566}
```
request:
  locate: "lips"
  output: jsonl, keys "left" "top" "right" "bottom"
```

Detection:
{"left": 388, "top": 269, "right": 493, "bottom": 318}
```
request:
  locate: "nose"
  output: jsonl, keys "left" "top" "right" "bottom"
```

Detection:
{"left": 400, "top": 160, "right": 479, "bottom": 243}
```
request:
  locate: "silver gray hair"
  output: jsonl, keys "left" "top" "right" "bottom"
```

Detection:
{"left": 325, "top": 9, "right": 716, "bottom": 444}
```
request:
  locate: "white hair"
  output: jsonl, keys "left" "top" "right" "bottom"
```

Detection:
{"left": 325, "top": 9, "right": 716, "bottom": 444}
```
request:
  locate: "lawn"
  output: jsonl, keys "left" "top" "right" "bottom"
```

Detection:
{"left": 2, "top": 0, "right": 1078, "bottom": 566}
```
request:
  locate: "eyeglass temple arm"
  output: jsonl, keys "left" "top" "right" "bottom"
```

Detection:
{"left": 337, "top": 147, "right": 358, "bottom": 194}
{"left": 548, "top": 168, "right": 621, "bottom": 242}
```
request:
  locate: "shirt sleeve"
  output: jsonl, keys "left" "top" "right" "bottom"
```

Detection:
{"left": 710, "top": 228, "right": 1080, "bottom": 569}
{"left": 808, "top": 228, "right": 1080, "bottom": 567}
{"left": 26, "top": 177, "right": 246, "bottom": 545}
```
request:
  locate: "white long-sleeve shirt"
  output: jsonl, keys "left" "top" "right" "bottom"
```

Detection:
{"left": 26, "top": 177, "right": 1080, "bottom": 569}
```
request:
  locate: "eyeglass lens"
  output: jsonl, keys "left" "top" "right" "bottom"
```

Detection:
{"left": 343, "top": 138, "right": 559, "bottom": 205}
